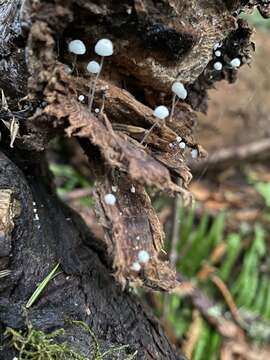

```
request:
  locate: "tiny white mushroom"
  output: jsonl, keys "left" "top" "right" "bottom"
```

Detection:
{"left": 68, "top": 40, "right": 86, "bottom": 74}
{"left": 179, "top": 142, "right": 186, "bottom": 149}
{"left": 131, "top": 262, "right": 141, "bottom": 272}
{"left": 215, "top": 50, "right": 221, "bottom": 57}
{"left": 104, "top": 193, "right": 116, "bottom": 205}
{"left": 87, "top": 60, "right": 101, "bottom": 74}
{"left": 172, "top": 82, "right": 187, "bottom": 100}
{"left": 34, "top": 214, "right": 39, "bottom": 221}
{"left": 89, "top": 39, "right": 114, "bottom": 112}
{"left": 78, "top": 95, "right": 85, "bottom": 102}
{"left": 176, "top": 136, "right": 182, "bottom": 143}
{"left": 170, "top": 82, "right": 187, "bottom": 121}
{"left": 191, "top": 148, "right": 198, "bottom": 159}
{"left": 87, "top": 61, "right": 101, "bottom": 109}
{"left": 68, "top": 40, "right": 86, "bottom": 55}
{"left": 138, "top": 250, "right": 150, "bottom": 264}
{"left": 131, "top": 185, "right": 136, "bottom": 193}
{"left": 95, "top": 108, "right": 100, "bottom": 113}
{"left": 141, "top": 106, "right": 169, "bottom": 144}
{"left": 230, "top": 58, "right": 241, "bottom": 68}
{"left": 95, "top": 39, "right": 114, "bottom": 57}
{"left": 111, "top": 185, "right": 117, "bottom": 192}
{"left": 153, "top": 105, "right": 169, "bottom": 120}
{"left": 214, "top": 62, "right": 223, "bottom": 71}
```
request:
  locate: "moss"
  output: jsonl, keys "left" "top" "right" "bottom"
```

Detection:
{"left": 5, "top": 325, "right": 86, "bottom": 360}
{"left": 5, "top": 322, "right": 137, "bottom": 360}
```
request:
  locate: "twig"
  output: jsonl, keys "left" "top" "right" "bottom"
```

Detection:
{"left": 170, "top": 179, "right": 183, "bottom": 267}
{"left": 163, "top": 179, "right": 182, "bottom": 320}
{"left": 176, "top": 273, "right": 244, "bottom": 340}
{"left": 191, "top": 138, "right": 270, "bottom": 173}
{"left": 61, "top": 188, "right": 93, "bottom": 202}
{"left": 210, "top": 274, "right": 241, "bottom": 323}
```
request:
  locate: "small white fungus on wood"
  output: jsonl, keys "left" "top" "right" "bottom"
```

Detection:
{"left": 172, "top": 81, "right": 187, "bottom": 100}
{"left": 154, "top": 105, "right": 169, "bottom": 120}
{"left": 95, "top": 39, "right": 114, "bottom": 57}
{"left": 131, "top": 262, "right": 141, "bottom": 272}
{"left": 104, "top": 193, "right": 116, "bottom": 205}
{"left": 87, "top": 60, "right": 101, "bottom": 74}
{"left": 138, "top": 250, "right": 150, "bottom": 264}
{"left": 230, "top": 58, "right": 241, "bottom": 68}
{"left": 214, "top": 62, "right": 223, "bottom": 71}
{"left": 191, "top": 148, "right": 199, "bottom": 159}
{"left": 179, "top": 142, "right": 186, "bottom": 149}
{"left": 68, "top": 40, "right": 86, "bottom": 55}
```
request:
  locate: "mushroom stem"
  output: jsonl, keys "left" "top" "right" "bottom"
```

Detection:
{"left": 140, "top": 121, "right": 159, "bottom": 145}
{"left": 89, "top": 56, "right": 104, "bottom": 113}
{"left": 71, "top": 54, "right": 78, "bottom": 75}
{"left": 88, "top": 79, "right": 93, "bottom": 107}
{"left": 169, "top": 94, "right": 177, "bottom": 122}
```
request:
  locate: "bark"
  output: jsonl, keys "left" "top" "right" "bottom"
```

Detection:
{"left": 0, "top": 150, "right": 183, "bottom": 359}
{"left": 0, "top": 0, "right": 268, "bottom": 359}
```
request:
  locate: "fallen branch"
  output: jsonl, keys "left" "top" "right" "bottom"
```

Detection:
{"left": 191, "top": 138, "right": 270, "bottom": 173}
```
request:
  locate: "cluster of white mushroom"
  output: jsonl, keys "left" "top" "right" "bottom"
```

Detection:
{"left": 68, "top": 38, "right": 114, "bottom": 112}
{"left": 141, "top": 81, "right": 198, "bottom": 158}
{"left": 131, "top": 250, "right": 150, "bottom": 272}
{"left": 212, "top": 42, "right": 241, "bottom": 72}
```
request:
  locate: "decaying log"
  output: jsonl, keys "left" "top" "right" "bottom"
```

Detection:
{"left": 0, "top": 151, "right": 185, "bottom": 359}
{"left": 0, "top": 0, "right": 269, "bottom": 358}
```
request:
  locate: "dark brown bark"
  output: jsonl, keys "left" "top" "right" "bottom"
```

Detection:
{"left": 0, "top": 150, "right": 184, "bottom": 359}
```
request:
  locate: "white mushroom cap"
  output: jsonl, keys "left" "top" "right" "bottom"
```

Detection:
{"left": 171, "top": 82, "right": 187, "bottom": 100}
{"left": 230, "top": 58, "right": 241, "bottom": 68}
{"left": 179, "top": 142, "right": 186, "bottom": 149}
{"left": 153, "top": 105, "right": 169, "bottom": 120}
{"left": 68, "top": 40, "right": 86, "bottom": 55}
{"left": 138, "top": 250, "right": 150, "bottom": 264}
{"left": 87, "top": 60, "right": 101, "bottom": 74}
{"left": 104, "top": 193, "right": 116, "bottom": 205}
{"left": 213, "top": 43, "right": 221, "bottom": 50}
{"left": 176, "top": 136, "right": 182, "bottom": 143}
{"left": 214, "top": 62, "right": 223, "bottom": 71}
{"left": 78, "top": 95, "right": 85, "bottom": 102}
{"left": 131, "top": 262, "right": 141, "bottom": 272}
{"left": 191, "top": 148, "right": 198, "bottom": 159}
{"left": 215, "top": 50, "right": 221, "bottom": 57}
{"left": 95, "top": 39, "right": 114, "bottom": 57}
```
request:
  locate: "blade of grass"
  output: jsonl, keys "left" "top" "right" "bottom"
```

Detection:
{"left": 0, "top": 269, "right": 12, "bottom": 279}
{"left": 26, "top": 263, "right": 60, "bottom": 309}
